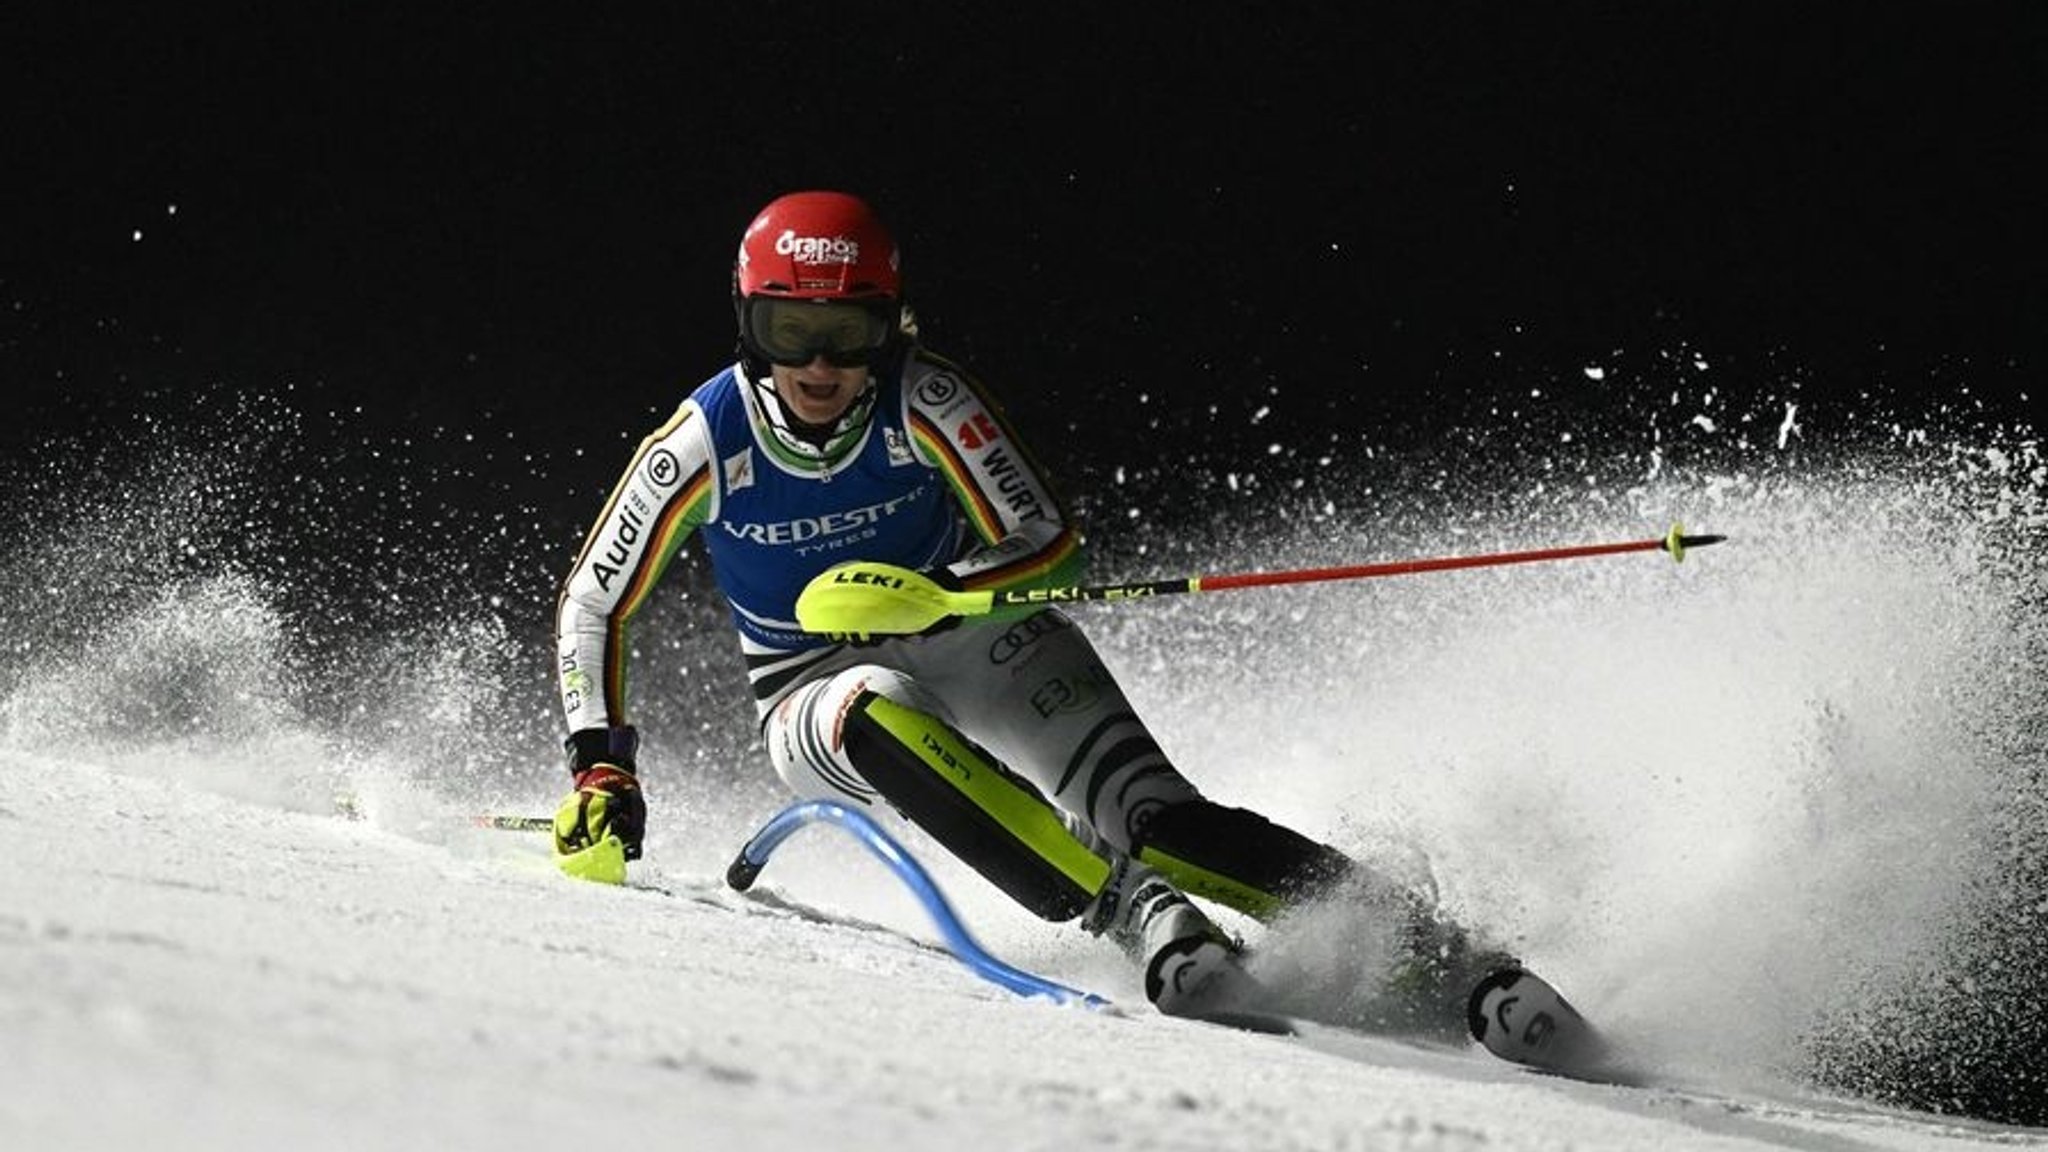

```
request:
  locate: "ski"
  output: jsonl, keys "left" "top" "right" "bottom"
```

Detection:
{"left": 1178, "top": 967, "right": 1634, "bottom": 1087}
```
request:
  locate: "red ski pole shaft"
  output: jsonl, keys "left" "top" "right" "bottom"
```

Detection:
{"left": 1198, "top": 532, "right": 1724, "bottom": 592}
{"left": 988, "top": 528, "right": 1725, "bottom": 610}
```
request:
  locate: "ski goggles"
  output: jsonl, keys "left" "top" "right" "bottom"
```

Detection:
{"left": 740, "top": 297, "right": 895, "bottom": 368}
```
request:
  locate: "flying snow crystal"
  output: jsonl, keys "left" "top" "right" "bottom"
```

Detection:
{"left": 1692, "top": 414, "right": 1718, "bottom": 433}
{"left": 1584, "top": 366, "right": 1606, "bottom": 381}
{"left": 132, "top": 229, "right": 144, "bottom": 241}
{"left": 1253, "top": 405, "right": 1270, "bottom": 423}
{"left": 1777, "top": 403, "right": 1801, "bottom": 449}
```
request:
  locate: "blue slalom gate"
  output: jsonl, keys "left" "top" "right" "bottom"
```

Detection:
{"left": 727, "top": 799, "right": 1108, "bottom": 1009}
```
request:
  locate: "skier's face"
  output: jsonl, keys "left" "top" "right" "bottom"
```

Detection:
{"left": 770, "top": 358, "right": 870, "bottom": 428}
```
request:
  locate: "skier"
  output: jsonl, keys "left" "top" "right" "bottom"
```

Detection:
{"left": 549, "top": 190, "right": 1503, "bottom": 1025}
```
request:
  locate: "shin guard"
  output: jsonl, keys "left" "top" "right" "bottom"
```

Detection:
{"left": 842, "top": 691, "right": 1112, "bottom": 922}
{"left": 1134, "top": 800, "right": 1356, "bottom": 920}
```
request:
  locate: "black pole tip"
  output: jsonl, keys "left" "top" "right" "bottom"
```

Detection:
{"left": 725, "top": 855, "right": 763, "bottom": 891}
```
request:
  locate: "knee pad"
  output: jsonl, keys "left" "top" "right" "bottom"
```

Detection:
{"left": 1134, "top": 799, "right": 1356, "bottom": 920}
{"left": 766, "top": 665, "right": 950, "bottom": 805}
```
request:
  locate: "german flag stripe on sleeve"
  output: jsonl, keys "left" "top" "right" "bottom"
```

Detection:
{"left": 966, "top": 524, "right": 1080, "bottom": 590}
{"left": 908, "top": 410, "right": 1005, "bottom": 543}
{"left": 601, "top": 464, "right": 712, "bottom": 712}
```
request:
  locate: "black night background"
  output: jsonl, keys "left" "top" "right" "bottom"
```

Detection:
{"left": 8, "top": 8, "right": 2040, "bottom": 467}
{"left": 4, "top": 4, "right": 2046, "bottom": 1130}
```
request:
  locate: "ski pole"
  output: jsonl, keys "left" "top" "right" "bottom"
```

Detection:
{"left": 796, "top": 523, "right": 1726, "bottom": 637}
{"left": 476, "top": 814, "right": 554, "bottom": 832}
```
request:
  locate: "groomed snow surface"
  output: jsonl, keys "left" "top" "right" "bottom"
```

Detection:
{"left": 7, "top": 749, "right": 2040, "bottom": 1152}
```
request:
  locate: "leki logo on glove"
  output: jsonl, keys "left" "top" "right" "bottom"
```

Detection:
{"left": 776, "top": 229, "right": 860, "bottom": 265}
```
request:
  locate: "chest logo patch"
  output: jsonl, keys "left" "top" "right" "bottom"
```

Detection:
{"left": 724, "top": 449, "right": 756, "bottom": 492}
{"left": 884, "top": 426, "right": 913, "bottom": 466}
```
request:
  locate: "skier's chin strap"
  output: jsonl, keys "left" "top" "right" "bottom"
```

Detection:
{"left": 741, "top": 355, "right": 880, "bottom": 456}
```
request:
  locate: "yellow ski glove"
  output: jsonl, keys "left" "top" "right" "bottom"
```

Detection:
{"left": 553, "top": 764, "right": 644, "bottom": 885}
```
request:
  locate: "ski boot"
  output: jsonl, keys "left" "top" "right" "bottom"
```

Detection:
{"left": 1085, "top": 858, "right": 1264, "bottom": 1020}
{"left": 1360, "top": 897, "right": 1522, "bottom": 1041}
{"left": 1467, "top": 965, "right": 1611, "bottom": 1075}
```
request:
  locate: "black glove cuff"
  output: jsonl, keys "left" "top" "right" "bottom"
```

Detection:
{"left": 565, "top": 725, "right": 640, "bottom": 776}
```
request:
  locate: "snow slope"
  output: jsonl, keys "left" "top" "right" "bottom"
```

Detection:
{"left": 5, "top": 746, "right": 2042, "bottom": 1152}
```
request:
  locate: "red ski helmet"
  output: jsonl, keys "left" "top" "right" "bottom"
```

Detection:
{"left": 735, "top": 190, "right": 901, "bottom": 301}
